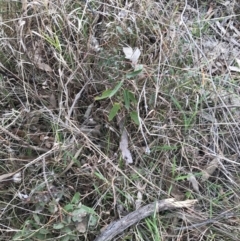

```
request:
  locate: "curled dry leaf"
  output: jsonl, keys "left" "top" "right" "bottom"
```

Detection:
{"left": 118, "top": 9, "right": 127, "bottom": 18}
{"left": 229, "top": 66, "right": 240, "bottom": 73}
{"left": 229, "top": 57, "right": 240, "bottom": 72}
{"left": 76, "top": 221, "right": 87, "bottom": 233}
{"left": 119, "top": 129, "right": 133, "bottom": 164}
{"left": 135, "top": 191, "right": 143, "bottom": 210}
{"left": 49, "top": 93, "right": 57, "bottom": 109}
{"left": 90, "top": 36, "right": 100, "bottom": 52}
{"left": 236, "top": 58, "right": 240, "bottom": 67}
{"left": 44, "top": 140, "right": 52, "bottom": 149}
{"left": 27, "top": 38, "right": 53, "bottom": 72}
{"left": 35, "top": 62, "right": 53, "bottom": 72}
{"left": 187, "top": 173, "right": 200, "bottom": 193}
{"left": 0, "top": 171, "right": 19, "bottom": 182}
{"left": 39, "top": 134, "right": 45, "bottom": 141}
{"left": 13, "top": 172, "right": 22, "bottom": 183}
{"left": 43, "top": 0, "right": 49, "bottom": 8}
{"left": 123, "top": 47, "right": 141, "bottom": 66}
{"left": 84, "top": 103, "right": 94, "bottom": 119}
{"left": 201, "top": 158, "right": 219, "bottom": 182}
{"left": 135, "top": 182, "right": 146, "bottom": 209}
{"left": 21, "top": 0, "right": 28, "bottom": 12}
{"left": 44, "top": 136, "right": 55, "bottom": 149}
{"left": 17, "top": 192, "right": 29, "bottom": 200}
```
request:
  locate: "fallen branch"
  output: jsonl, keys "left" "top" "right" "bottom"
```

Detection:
{"left": 94, "top": 198, "right": 197, "bottom": 241}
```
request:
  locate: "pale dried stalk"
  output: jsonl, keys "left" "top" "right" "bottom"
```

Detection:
{"left": 94, "top": 198, "right": 197, "bottom": 241}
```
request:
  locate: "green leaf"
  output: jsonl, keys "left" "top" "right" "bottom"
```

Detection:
{"left": 94, "top": 171, "right": 109, "bottom": 182}
{"left": 72, "top": 208, "right": 87, "bottom": 222}
{"left": 53, "top": 223, "right": 64, "bottom": 229}
{"left": 39, "top": 228, "right": 50, "bottom": 235}
{"left": 72, "top": 216, "right": 83, "bottom": 222}
{"left": 123, "top": 90, "right": 130, "bottom": 110}
{"left": 71, "top": 192, "right": 80, "bottom": 204}
{"left": 61, "top": 226, "right": 72, "bottom": 234}
{"left": 79, "top": 204, "right": 97, "bottom": 215}
{"left": 109, "top": 103, "right": 121, "bottom": 121}
{"left": 152, "top": 145, "right": 178, "bottom": 151}
{"left": 34, "top": 232, "right": 48, "bottom": 240}
{"left": 89, "top": 215, "right": 98, "bottom": 227}
{"left": 72, "top": 208, "right": 86, "bottom": 216}
{"left": 64, "top": 203, "right": 74, "bottom": 212}
{"left": 33, "top": 214, "right": 41, "bottom": 225}
{"left": 60, "top": 236, "right": 70, "bottom": 241}
{"left": 123, "top": 90, "right": 137, "bottom": 110}
{"left": 130, "top": 111, "right": 140, "bottom": 125}
{"left": 116, "top": 26, "right": 123, "bottom": 35}
{"left": 109, "top": 81, "right": 123, "bottom": 97}
{"left": 134, "top": 64, "right": 143, "bottom": 71}
{"left": 95, "top": 81, "right": 123, "bottom": 100}
{"left": 66, "top": 214, "right": 72, "bottom": 224}
{"left": 48, "top": 200, "right": 58, "bottom": 214}
{"left": 126, "top": 66, "right": 143, "bottom": 78}
{"left": 128, "top": 91, "right": 137, "bottom": 104}
{"left": 94, "top": 89, "right": 113, "bottom": 100}
{"left": 175, "top": 174, "right": 194, "bottom": 181}
{"left": 13, "top": 232, "right": 23, "bottom": 240}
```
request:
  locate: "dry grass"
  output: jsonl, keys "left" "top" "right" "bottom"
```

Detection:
{"left": 0, "top": 0, "right": 240, "bottom": 240}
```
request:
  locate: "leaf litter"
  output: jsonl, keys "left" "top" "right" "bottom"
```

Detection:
{"left": 119, "top": 129, "right": 133, "bottom": 164}
{"left": 201, "top": 158, "right": 219, "bottom": 182}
